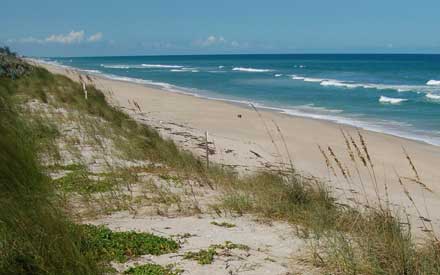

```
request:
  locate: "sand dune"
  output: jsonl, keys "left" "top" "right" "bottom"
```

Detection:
{"left": 38, "top": 61, "right": 440, "bottom": 235}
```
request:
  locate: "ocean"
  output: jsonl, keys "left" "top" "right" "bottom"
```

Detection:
{"left": 43, "top": 54, "right": 440, "bottom": 146}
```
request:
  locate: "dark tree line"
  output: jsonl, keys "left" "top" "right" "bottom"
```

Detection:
{"left": 0, "top": 46, "right": 16, "bottom": 57}
{"left": 0, "top": 46, "right": 30, "bottom": 79}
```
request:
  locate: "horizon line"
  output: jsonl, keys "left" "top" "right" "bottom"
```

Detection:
{"left": 36, "top": 52, "right": 440, "bottom": 59}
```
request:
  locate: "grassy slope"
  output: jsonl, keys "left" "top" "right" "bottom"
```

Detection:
{"left": 1, "top": 56, "right": 440, "bottom": 274}
{"left": 0, "top": 65, "right": 102, "bottom": 274}
{"left": 0, "top": 58, "right": 181, "bottom": 274}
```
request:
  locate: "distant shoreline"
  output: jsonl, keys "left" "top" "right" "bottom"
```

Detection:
{"left": 32, "top": 57, "right": 440, "bottom": 147}
{"left": 34, "top": 53, "right": 440, "bottom": 59}
{"left": 35, "top": 58, "right": 440, "bottom": 233}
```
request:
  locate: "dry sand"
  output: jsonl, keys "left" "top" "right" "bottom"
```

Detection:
{"left": 37, "top": 60, "right": 440, "bottom": 234}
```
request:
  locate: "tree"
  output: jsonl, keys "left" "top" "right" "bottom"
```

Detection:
{"left": 0, "top": 46, "right": 16, "bottom": 56}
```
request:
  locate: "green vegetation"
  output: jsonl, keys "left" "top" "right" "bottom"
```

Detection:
{"left": 210, "top": 221, "right": 236, "bottom": 228}
{"left": 0, "top": 46, "right": 16, "bottom": 56}
{"left": 124, "top": 263, "right": 182, "bottom": 275}
{"left": 210, "top": 241, "right": 250, "bottom": 251}
{"left": 0, "top": 56, "right": 102, "bottom": 274}
{"left": 218, "top": 140, "right": 440, "bottom": 274}
{"left": 8, "top": 59, "right": 207, "bottom": 177}
{"left": 78, "top": 224, "right": 179, "bottom": 263}
{"left": 183, "top": 241, "right": 249, "bottom": 265}
{"left": 0, "top": 47, "right": 31, "bottom": 78}
{"left": 183, "top": 248, "right": 217, "bottom": 265}
{"left": 218, "top": 165, "right": 440, "bottom": 274}
{"left": 53, "top": 166, "right": 117, "bottom": 194}
{"left": 219, "top": 172, "right": 342, "bottom": 231}
{"left": 159, "top": 173, "right": 182, "bottom": 184}
{"left": 0, "top": 54, "right": 180, "bottom": 274}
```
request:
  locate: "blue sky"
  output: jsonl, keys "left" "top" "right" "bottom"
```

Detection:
{"left": 2, "top": 0, "right": 440, "bottom": 56}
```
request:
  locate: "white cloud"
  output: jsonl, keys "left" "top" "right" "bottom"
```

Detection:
{"left": 194, "top": 35, "right": 244, "bottom": 48}
{"left": 87, "top": 32, "right": 103, "bottom": 42}
{"left": 205, "top": 35, "right": 225, "bottom": 46}
{"left": 7, "top": 30, "right": 103, "bottom": 45}
{"left": 195, "top": 35, "right": 227, "bottom": 47}
{"left": 45, "top": 30, "right": 84, "bottom": 44}
{"left": 230, "top": 40, "right": 240, "bottom": 47}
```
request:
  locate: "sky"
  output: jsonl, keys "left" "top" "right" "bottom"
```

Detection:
{"left": 2, "top": 0, "right": 440, "bottom": 57}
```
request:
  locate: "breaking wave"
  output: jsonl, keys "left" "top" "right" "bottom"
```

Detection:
{"left": 100, "top": 64, "right": 132, "bottom": 69}
{"left": 427, "top": 80, "right": 440, "bottom": 86}
{"left": 379, "top": 96, "right": 408, "bottom": 104}
{"left": 426, "top": 93, "right": 440, "bottom": 100}
{"left": 291, "top": 75, "right": 324, "bottom": 82}
{"left": 170, "top": 68, "right": 199, "bottom": 72}
{"left": 290, "top": 74, "right": 438, "bottom": 93}
{"left": 100, "top": 64, "right": 183, "bottom": 69}
{"left": 232, "top": 67, "right": 273, "bottom": 72}
{"left": 81, "top": 69, "right": 101, "bottom": 74}
{"left": 141, "top": 64, "right": 183, "bottom": 68}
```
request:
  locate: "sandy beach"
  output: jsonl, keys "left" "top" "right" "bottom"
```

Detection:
{"left": 7, "top": 2, "right": 440, "bottom": 273}
{"left": 37, "top": 60, "right": 440, "bottom": 233}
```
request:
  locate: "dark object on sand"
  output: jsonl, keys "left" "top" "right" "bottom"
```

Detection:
{"left": 250, "top": 150, "right": 262, "bottom": 158}
{"left": 237, "top": 114, "right": 242, "bottom": 118}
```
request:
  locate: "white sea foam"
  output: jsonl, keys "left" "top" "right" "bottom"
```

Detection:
{"left": 303, "top": 77, "right": 324, "bottom": 82}
{"left": 105, "top": 75, "right": 175, "bottom": 90}
{"left": 379, "top": 96, "right": 408, "bottom": 104}
{"left": 141, "top": 64, "right": 183, "bottom": 68}
{"left": 320, "top": 80, "right": 361, "bottom": 88}
{"left": 279, "top": 106, "right": 439, "bottom": 146}
{"left": 274, "top": 74, "right": 283, "bottom": 77}
{"left": 290, "top": 74, "right": 437, "bottom": 93}
{"left": 81, "top": 69, "right": 101, "bottom": 74}
{"left": 100, "top": 64, "right": 183, "bottom": 69}
{"left": 170, "top": 68, "right": 199, "bottom": 72}
{"left": 218, "top": 65, "right": 225, "bottom": 69}
{"left": 427, "top": 80, "right": 440, "bottom": 86}
{"left": 232, "top": 67, "right": 273, "bottom": 72}
{"left": 426, "top": 93, "right": 440, "bottom": 100}
{"left": 291, "top": 75, "right": 324, "bottom": 82}
{"left": 291, "top": 75, "right": 305, "bottom": 80}
{"left": 34, "top": 58, "right": 72, "bottom": 69}
{"left": 100, "top": 64, "right": 132, "bottom": 69}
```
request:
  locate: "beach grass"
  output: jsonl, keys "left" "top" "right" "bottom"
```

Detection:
{"left": 0, "top": 60, "right": 103, "bottom": 274}
{"left": 0, "top": 54, "right": 181, "bottom": 274}
{"left": 124, "top": 263, "right": 183, "bottom": 275}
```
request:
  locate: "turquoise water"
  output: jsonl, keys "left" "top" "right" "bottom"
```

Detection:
{"left": 45, "top": 54, "right": 440, "bottom": 146}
